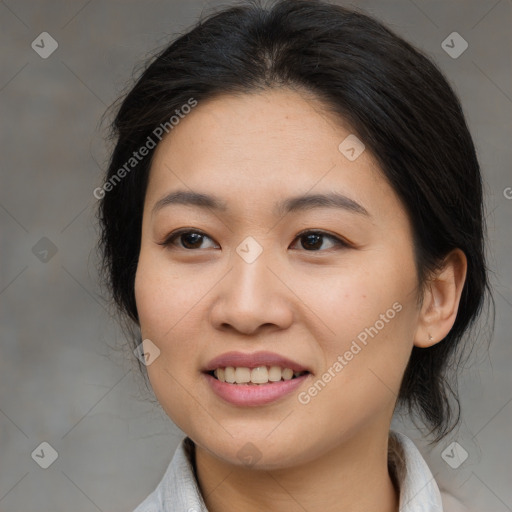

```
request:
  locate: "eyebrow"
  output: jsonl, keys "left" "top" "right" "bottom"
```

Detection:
{"left": 152, "top": 190, "right": 370, "bottom": 218}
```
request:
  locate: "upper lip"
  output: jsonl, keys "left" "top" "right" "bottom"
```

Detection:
{"left": 203, "top": 351, "right": 310, "bottom": 373}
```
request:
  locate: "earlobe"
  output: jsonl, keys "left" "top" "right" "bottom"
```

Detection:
{"left": 414, "top": 249, "right": 467, "bottom": 348}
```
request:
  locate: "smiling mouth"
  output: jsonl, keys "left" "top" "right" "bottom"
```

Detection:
{"left": 207, "top": 366, "right": 309, "bottom": 385}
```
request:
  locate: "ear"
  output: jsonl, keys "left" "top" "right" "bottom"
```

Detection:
{"left": 414, "top": 249, "right": 467, "bottom": 348}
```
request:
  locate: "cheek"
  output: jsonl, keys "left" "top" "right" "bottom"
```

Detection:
{"left": 134, "top": 253, "right": 186, "bottom": 367}
{"left": 134, "top": 245, "right": 190, "bottom": 335}
{"left": 134, "top": 262, "right": 168, "bottom": 339}
{"left": 299, "top": 300, "right": 417, "bottom": 437}
{"left": 134, "top": 249, "right": 208, "bottom": 369}
{"left": 296, "top": 256, "right": 415, "bottom": 343}
{"left": 304, "top": 246, "right": 419, "bottom": 389}
{"left": 134, "top": 253, "right": 203, "bottom": 429}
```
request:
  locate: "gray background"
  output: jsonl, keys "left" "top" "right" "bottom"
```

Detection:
{"left": 0, "top": 0, "right": 511, "bottom": 511}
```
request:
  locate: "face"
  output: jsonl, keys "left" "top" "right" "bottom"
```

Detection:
{"left": 134, "top": 88, "right": 422, "bottom": 469}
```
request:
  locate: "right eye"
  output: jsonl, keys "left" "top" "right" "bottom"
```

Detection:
{"left": 158, "top": 229, "right": 219, "bottom": 250}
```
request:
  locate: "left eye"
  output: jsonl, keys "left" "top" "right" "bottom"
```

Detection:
{"left": 159, "top": 229, "right": 348, "bottom": 251}
{"left": 290, "top": 230, "right": 348, "bottom": 251}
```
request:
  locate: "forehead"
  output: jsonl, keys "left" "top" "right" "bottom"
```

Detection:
{"left": 152, "top": 88, "right": 356, "bottom": 164}
{"left": 144, "top": 88, "right": 405, "bottom": 225}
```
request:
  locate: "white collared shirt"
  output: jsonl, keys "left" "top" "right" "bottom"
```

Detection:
{"left": 133, "top": 430, "right": 457, "bottom": 512}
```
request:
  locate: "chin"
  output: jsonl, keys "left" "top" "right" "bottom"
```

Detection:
{"left": 191, "top": 428, "right": 318, "bottom": 470}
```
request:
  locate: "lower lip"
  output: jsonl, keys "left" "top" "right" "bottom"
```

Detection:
{"left": 203, "top": 372, "right": 310, "bottom": 406}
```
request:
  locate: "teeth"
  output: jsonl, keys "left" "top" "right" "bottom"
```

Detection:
{"left": 212, "top": 366, "right": 306, "bottom": 384}
{"left": 234, "top": 367, "right": 251, "bottom": 383}
{"left": 224, "top": 367, "right": 236, "bottom": 383}
{"left": 251, "top": 366, "right": 268, "bottom": 384}
{"left": 268, "top": 366, "right": 282, "bottom": 382}
{"left": 282, "top": 368, "right": 294, "bottom": 380}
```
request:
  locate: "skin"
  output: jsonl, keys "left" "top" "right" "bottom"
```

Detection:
{"left": 134, "top": 87, "right": 467, "bottom": 512}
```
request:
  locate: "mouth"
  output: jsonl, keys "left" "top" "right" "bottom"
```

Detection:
{"left": 206, "top": 366, "right": 310, "bottom": 385}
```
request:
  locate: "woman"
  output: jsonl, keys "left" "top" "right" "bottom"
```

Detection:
{"left": 97, "top": 1, "right": 491, "bottom": 510}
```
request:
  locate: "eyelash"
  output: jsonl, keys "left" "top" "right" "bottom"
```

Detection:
{"left": 158, "top": 228, "right": 351, "bottom": 252}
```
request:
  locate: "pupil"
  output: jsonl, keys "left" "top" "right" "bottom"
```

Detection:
{"left": 303, "top": 233, "right": 321, "bottom": 250}
{"left": 183, "top": 233, "right": 202, "bottom": 248}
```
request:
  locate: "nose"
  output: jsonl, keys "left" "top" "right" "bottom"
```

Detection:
{"left": 209, "top": 246, "right": 294, "bottom": 336}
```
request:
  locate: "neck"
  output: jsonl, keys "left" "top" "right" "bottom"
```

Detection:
{"left": 194, "top": 425, "right": 399, "bottom": 512}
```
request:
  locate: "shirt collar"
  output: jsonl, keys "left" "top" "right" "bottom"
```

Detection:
{"left": 134, "top": 430, "right": 443, "bottom": 512}
{"left": 389, "top": 431, "right": 444, "bottom": 511}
